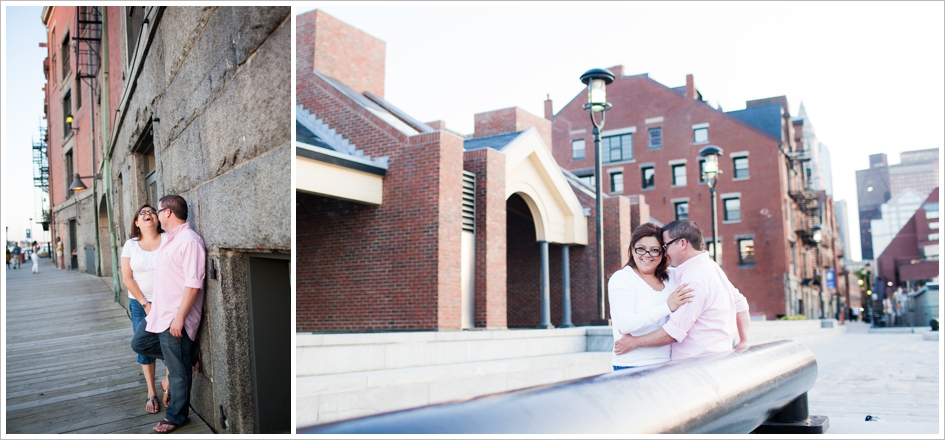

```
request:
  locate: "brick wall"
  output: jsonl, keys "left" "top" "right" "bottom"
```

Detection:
{"left": 298, "top": 9, "right": 385, "bottom": 98}
{"left": 464, "top": 148, "right": 508, "bottom": 328}
{"left": 474, "top": 107, "right": 553, "bottom": 150}
{"left": 552, "top": 71, "right": 794, "bottom": 319}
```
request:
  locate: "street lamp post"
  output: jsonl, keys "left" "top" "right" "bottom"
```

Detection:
{"left": 580, "top": 68, "right": 615, "bottom": 324}
{"left": 699, "top": 146, "right": 723, "bottom": 264}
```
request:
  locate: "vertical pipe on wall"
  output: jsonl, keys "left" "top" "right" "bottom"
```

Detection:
{"left": 100, "top": 6, "right": 121, "bottom": 300}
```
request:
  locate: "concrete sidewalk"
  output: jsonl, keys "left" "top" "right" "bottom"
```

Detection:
{"left": 4, "top": 259, "right": 213, "bottom": 434}
{"left": 805, "top": 320, "right": 941, "bottom": 435}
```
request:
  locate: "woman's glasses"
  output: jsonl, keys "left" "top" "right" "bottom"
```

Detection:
{"left": 138, "top": 210, "right": 157, "bottom": 216}
{"left": 634, "top": 247, "right": 663, "bottom": 258}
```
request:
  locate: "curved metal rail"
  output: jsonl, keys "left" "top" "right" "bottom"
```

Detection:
{"left": 300, "top": 340, "right": 822, "bottom": 434}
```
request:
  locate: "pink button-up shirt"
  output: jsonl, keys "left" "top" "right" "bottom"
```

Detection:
{"left": 145, "top": 222, "right": 206, "bottom": 341}
{"left": 662, "top": 251, "right": 749, "bottom": 360}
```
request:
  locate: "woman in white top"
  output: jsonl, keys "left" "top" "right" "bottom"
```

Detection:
{"left": 608, "top": 222, "right": 693, "bottom": 370}
{"left": 121, "top": 203, "right": 169, "bottom": 414}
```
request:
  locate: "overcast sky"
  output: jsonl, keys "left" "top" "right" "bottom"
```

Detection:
{"left": 299, "top": 1, "right": 945, "bottom": 262}
{"left": 3, "top": 2, "right": 943, "bottom": 260}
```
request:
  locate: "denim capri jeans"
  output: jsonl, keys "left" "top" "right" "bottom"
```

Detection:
{"left": 129, "top": 300, "right": 156, "bottom": 365}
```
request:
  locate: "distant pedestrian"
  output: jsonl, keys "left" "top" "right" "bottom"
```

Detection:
{"left": 12, "top": 244, "right": 22, "bottom": 269}
{"left": 31, "top": 241, "right": 41, "bottom": 274}
{"left": 6, "top": 247, "right": 10, "bottom": 269}
{"left": 56, "top": 238, "right": 64, "bottom": 270}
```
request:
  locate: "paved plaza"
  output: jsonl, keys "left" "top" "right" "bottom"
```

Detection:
{"left": 805, "top": 320, "right": 942, "bottom": 435}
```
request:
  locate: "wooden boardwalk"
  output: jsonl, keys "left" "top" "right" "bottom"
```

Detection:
{"left": 4, "top": 258, "right": 214, "bottom": 434}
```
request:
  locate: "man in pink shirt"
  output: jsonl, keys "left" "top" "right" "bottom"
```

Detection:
{"left": 131, "top": 195, "right": 206, "bottom": 433}
{"left": 614, "top": 220, "right": 750, "bottom": 360}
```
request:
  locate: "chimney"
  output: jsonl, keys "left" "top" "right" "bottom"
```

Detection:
{"left": 544, "top": 94, "right": 553, "bottom": 120}
{"left": 685, "top": 74, "right": 696, "bottom": 100}
{"left": 474, "top": 107, "right": 553, "bottom": 150}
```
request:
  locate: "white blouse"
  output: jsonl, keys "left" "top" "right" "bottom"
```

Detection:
{"left": 607, "top": 265, "right": 678, "bottom": 367}
{"left": 121, "top": 233, "right": 167, "bottom": 301}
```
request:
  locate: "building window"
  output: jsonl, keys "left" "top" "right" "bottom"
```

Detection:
{"left": 672, "top": 164, "right": 687, "bottom": 186}
{"left": 61, "top": 31, "right": 71, "bottom": 80}
{"left": 65, "top": 150, "right": 74, "bottom": 198}
{"left": 62, "top": 90, "right": 72, "bottom": 138}
{"left": 923, "top": 244, "right": 940, "bottom": 258}
{"left": 602, "top": 133, "right": 633, "bottom": 164}
{"left": 577, "top": 174, "right": 595, "bottom": 188}
{"left": 924, "top": 202, "right": 939, "bottom": 219}
{"left": 571, "top": 138, "right": 585, "bottom": 160}
{"left": 610, "top": 171, "right": 624, "bottom": 193}
{"left": 648, "top": 127, "right": 662, "bottom": 149}
{"left": 75, "top": 80, "right": 82, "bottom": 109}
{"left": 930, "top": 222, "right": 940, "bottom": 230}
{"left": 706, "top": 239, "right": 722, "bottom": 266}
{"left": 739, "top": 239, "right": 755, "bottom": 265}
{"left": 641, "top": 165, "right": 655, "bottom": 190}
{"left": 723, "top": 197, "right": 741, "bottom": 222}
{"left": 675, "top": 201, "right": 689, "bottom": 221}
{"left": 733, "top": 156, "right": 749, "bottom": 179}
{"left": 694, "top": 127, "right": 709, "bottom": 144}
{"left": 930, "top": 233, "right": 940, "bottom": 241}
{"left": 125, "top": 6, "right": 146, "bottom": 66}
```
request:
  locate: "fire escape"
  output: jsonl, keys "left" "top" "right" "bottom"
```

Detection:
{"left": 74, "top": 6, "right": 102, "bottom": 82}
{"left": 789, "top": 149, "right": 823, "bottom": 287}
{"left": 32, "top": 126, "right": 50, "bottom": 232}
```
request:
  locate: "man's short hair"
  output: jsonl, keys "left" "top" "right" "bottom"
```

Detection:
{"left": 159, "top": 195, "right": 188, "bottom": 221}
{"left": 663, "top": 219, "right": 704, "bottom": 251}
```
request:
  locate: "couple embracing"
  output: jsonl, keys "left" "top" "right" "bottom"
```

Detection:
{"left": 121, "top": 195, "right": 206, "bottom": 434}
{"left": 609, "top": 219, "right": 751, "bottom": 370}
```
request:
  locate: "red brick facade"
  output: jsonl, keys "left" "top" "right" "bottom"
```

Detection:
{"left": 550, "top": 68, "right": 822, "bottom": 320}
{"left": 297, "top": 11, "right": 645, "bottom": 331}
{"left": 298, "top": 9, "right": 385, "bottom": 98}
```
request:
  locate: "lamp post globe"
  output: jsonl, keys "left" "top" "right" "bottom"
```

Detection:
{"left": 698, "top": 145, "right": 723, "bottom": 263}
{"left": 581, "top": 67, "right": 614, "bottom": 324}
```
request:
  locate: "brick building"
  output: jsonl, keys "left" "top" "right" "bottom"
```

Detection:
{"left": 42, "top": 6, "right": 291, "bottom": 433}
{"left": 856, "top": 148, "right": 939, "bottom": 260}
{"left": 549, "top": 69, "right": 844, "bottom": 320}
{"left": 296, "top": 9, "right": 641, "bottom": 332}
{"left": 875, "top": 187, "right": 940, "bottom": 298}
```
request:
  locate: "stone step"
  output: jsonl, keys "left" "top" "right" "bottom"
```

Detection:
{"left": 297, "top": 351, "right": 612, "bottom": 427}
{"left": 297, "top": 328, "right": 593, "bottom": 377}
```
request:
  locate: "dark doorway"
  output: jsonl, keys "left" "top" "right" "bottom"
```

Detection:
{"left": 246, "top": 254, "right": 290, "bottom": 433}
{"left": 69, "top": 219, "right": 78, "bottom": 270}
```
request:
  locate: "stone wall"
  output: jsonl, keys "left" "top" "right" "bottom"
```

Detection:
{"left": 107, "top": 6, "right": 291, "bottom": 433}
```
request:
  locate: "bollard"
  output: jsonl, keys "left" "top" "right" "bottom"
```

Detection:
{"left": 751, "top": 392, "right": 829, "bottom": 434}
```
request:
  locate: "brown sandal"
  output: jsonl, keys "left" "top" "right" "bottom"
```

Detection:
{"left": 146, "top": 396, "right": 159, "bottom": 414}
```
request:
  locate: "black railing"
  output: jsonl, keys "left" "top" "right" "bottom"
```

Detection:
{"left": 300, "top": 340, "right": 828, "bottom": 434}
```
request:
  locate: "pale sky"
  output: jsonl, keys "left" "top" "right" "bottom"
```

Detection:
{"left": 299, "top": 1, "right": 945, "bottom": 262}
{"left": 3, "top": 2, "right": 944, "bottom": 260}
{"left": 1, "top": 5, "right": 48, "bottom": 244}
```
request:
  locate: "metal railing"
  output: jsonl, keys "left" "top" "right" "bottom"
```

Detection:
{"left": 300, "top": 340, "right": 828, "bottom": 434}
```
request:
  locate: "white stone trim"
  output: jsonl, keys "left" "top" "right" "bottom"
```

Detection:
{"left": 692, "top": 122, "right": 710, "bottom": 129}
{"left": 645, "top": 116, "right": 664, "bottom": 124}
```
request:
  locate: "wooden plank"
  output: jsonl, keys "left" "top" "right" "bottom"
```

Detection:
{"left": 4, "top": 260, "right": 215, "bottom": 434}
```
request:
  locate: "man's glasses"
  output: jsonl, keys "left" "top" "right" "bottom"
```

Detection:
{"left": 634, "top": 247, "right": 663, "bottom": 258}
{"left": 138, "top": 210, "right": 157, "bottom": 216}
{"left": 662, "top": 237, "right": 683, "bottom": 251}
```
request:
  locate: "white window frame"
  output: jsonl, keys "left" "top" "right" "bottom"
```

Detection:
{"left": 571, "top": 138, "right": 586, "bottom": 160}
{"left": 692, "top": 123, "right": 709, "bottom": 144}
{"left": 732, "top": 151, "right": 750, "bottom": 181}
{"left": 721, "top": 192, "right": 742, "bottom": 223}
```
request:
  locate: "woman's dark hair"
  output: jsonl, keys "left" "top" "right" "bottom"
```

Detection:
{"left": 626, "top": 222, "right": 670, "bottom": 282}
{"left": 130, "top": 203, "right": 165, "bottom": 240}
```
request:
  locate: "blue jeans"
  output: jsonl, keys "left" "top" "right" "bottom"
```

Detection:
{"left": 129, "top": 301, "right": 156, "bottom": 365}
{"left": 132, "top": 321, "right": 195, "bottom": 425}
